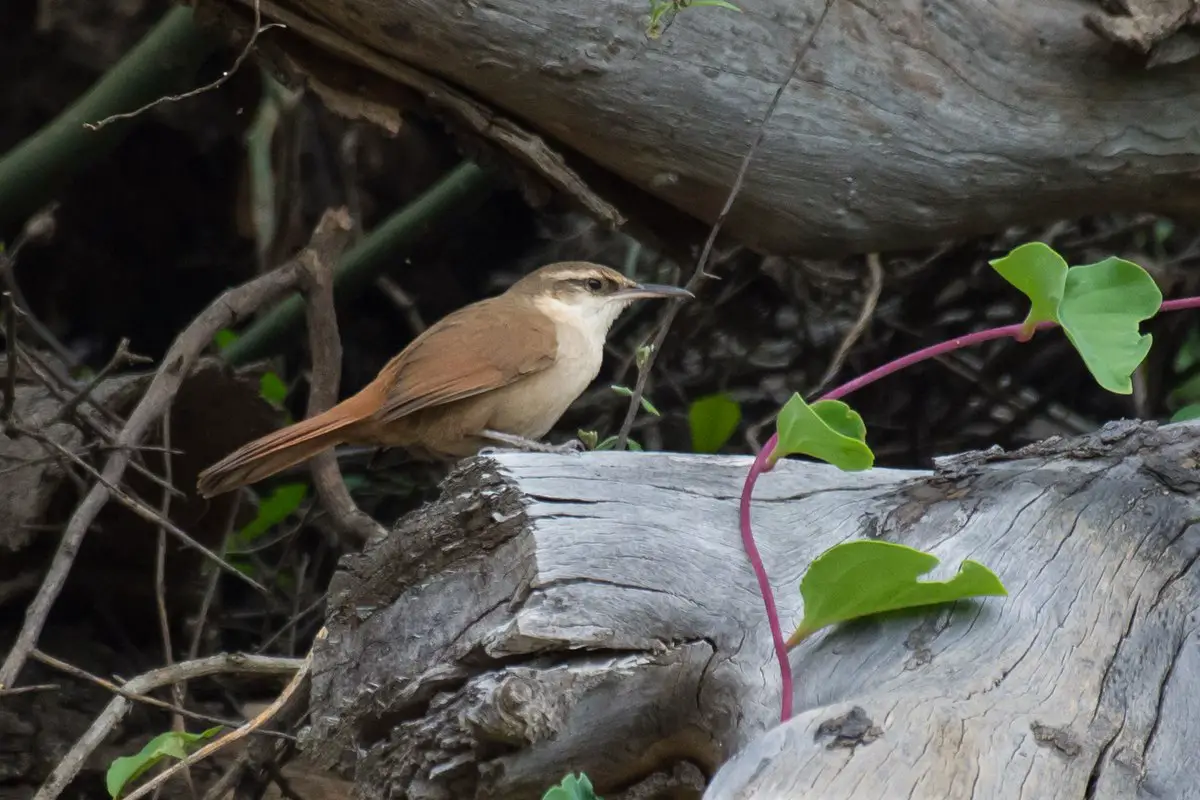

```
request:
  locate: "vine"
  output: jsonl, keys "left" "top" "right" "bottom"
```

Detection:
{"left": 743, "top": 242, "right": 1200, "bottom": 722}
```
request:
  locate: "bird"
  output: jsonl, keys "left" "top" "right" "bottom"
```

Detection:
{"left": 195, "top": 262, "right": 692, "bottom": 497}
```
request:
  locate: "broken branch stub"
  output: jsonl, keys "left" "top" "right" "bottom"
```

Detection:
{"left": 302, "top": 420, "right": 1200, "bottom": 799}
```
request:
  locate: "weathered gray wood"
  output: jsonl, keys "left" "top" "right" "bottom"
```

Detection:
{"left": 207, "top": 0, "right": 1200, "bottom": 257}
{"left": 302, "top": 419, "right": 1200, "bottom": 799}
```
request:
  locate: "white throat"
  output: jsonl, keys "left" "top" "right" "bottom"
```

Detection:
{"left": 533, "top": 294, "right": 632, "bottom": 343}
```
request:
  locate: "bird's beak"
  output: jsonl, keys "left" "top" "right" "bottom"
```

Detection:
{"left": 613, "top": 283, "right": 694, "bottom": 301}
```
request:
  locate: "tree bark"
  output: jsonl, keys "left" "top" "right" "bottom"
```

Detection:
{"left": 204, "top": 0, "right": 1200, "bottom": 258}
{"left": 302, "top": 419, "right": 1200, "bottom": 799}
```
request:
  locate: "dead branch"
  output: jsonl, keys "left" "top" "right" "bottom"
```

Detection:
{"left": 298, "top": 207, "right": 387, "bottom": 546}
{"left": 33, "top": 653, "right": 303, "bottom": 800}
{"left": 28, "top": 649, "right": 260, "bottom": 732}
{"left": 12, "top": 423, "right": 261, "bottom": 594}
{"left": 118, "top": 648, "right": 316, "bottom": 800}
{"left": 0, "top": 251, "right": 309, "bottom": 690}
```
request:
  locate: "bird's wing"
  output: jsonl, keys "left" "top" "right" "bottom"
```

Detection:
{"left": 373, "top": 298, "right": 558, "bottom": 422}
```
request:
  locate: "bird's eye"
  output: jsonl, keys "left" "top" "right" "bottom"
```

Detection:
{"left": 585, "top": 278, "right": 604, "bottom": 292}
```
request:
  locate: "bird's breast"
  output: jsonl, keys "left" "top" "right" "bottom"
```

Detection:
{"left": 485, "top": 319, "right": 603, "bottom": 440}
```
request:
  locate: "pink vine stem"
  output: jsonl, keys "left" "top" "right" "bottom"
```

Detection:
{"left": 743, "top": 295, "right": 1200, "bottom": 723}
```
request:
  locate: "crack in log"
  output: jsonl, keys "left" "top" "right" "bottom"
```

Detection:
{"left": 1150, "top": 522, "right": 1200, "bottom": 612}
{"left": 1084, "top": 715, "right": 1125, "bottom": 800}
{"left": 535, "top": 575, "right": 676, "bottom": 598}
{"left": 1142, "top": 629, "right": 1186, "bottom": 760}
{"left": 1091, "top": 596, "right": 1140, "bottom": 724}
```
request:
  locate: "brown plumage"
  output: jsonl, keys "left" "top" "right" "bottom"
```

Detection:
{"left": 195, "top": 262, "right": 691, "bottom": 498}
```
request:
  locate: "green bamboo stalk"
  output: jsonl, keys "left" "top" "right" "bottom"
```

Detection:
{"left": 0, "top": 6, "right": 222, "bottom": 231}
{"left": 222, "top": 161, "right": 498, "bottom": 366}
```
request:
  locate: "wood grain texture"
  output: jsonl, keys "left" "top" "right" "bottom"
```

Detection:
{"left": 211, "top": 0, "right": 1200, "bottom": 256}
{"left": 302, "top": 419, "right": 1200, "bottom": 798}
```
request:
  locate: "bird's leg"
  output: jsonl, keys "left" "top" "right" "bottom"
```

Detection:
{"left": 479, "top": 430, "right": 585, "bottom": 455}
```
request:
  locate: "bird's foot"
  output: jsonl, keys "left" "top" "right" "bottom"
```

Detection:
{"left": 480, "top": 430, "right": 585, "bottom": 455}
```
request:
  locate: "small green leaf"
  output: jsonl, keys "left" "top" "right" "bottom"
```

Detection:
{"left": 595, "top": 436, "right": 642, "bottom": 451}
{"left": 1057, "top": 257, "right": 1161, "bottom": 394}
{"left": 213, "top": 329, "right": 239, "bottom": 351}
{"left": 770, "top": 393, "right": 873, "bottom": 471}
{"left": 542, "top": 772, "right": 602, "bottom": 800}
{"left": 610, "top": 385, "right": 659, "bottom": 416}
{"left": 1171, "top": 403, "right": 1200, "bottom": 423}
{"left": 635, "top": 344, "right": 653, "bottom": 370}
{"left": 988, "top": 242, "right": 1068, "bottom": 336}
{"left": 107, "top": 727, "right": 223, "bottom": 798}
{"left": 259, "top": 372, "right": 288, "bottom": 406}
{"left": 788, "top": 541, "right": 1007, "bottom": 646}
{"left": 690, "top": 0, "right": 741, "bottom": 9}
{"left": 577, "top": 429, "right": 600, "bottom": 450}
{"left": 236, "top": 482, "right": 307, "bottom": 545}
{"left": 688, "top": 394, "right": 741, "bottom": 453}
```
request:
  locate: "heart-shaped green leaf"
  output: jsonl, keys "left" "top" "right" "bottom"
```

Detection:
{"left": 107, "top": 727, "right": 223, "bottom": 798}
{"left": 788, "top": 540, "right": 1007, "bottom": 647}
{"left": 988, "top": 242, "right": 1068, "bottom": 335}
{"left": 770, "top": 394, "right": 873, "bottom": 471}
{"left": 688, "top": 394, "right": 741, "bottom": 453}
{"left": 1057, "top": 257, "right": 1161, "bottom": 394}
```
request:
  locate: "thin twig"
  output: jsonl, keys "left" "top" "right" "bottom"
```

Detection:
{"left": 811, "top": 251, "right": 885, "bottom": 394}
{"left": 189, "top": 496, "right": 241, "bottom": 663}
{"left": 0, "top": 212, "right": 80, "bottom": 370}
{"left": 51, "top": 338, "right": 150, "bottom": 424}
{"left": 13, "top": 424, "right": 265, "bottom": 595}
{"left": 2, "top": 292, "right": 16, "bottom": 425}
{"left": 32, "top": 653, "right": 303, "bottom": 800}
{"left": 17, "top": 343, "right": 124, "bottom": 431}
{"left": 256, "top": 592, "right": 325, "bottom": 655}
{"left": 84, "top": 0, "right": 285, "bottom": 131}
{"left": 155, "top": 412, "right": 175, "bottom": 671}
{"left": 13, "top": 347, "right": 185, "bottom": 500}
{"left": 199, "top": 751, "right": 252, "bottom": 800}
{"left": 2, "top": 205, "right": 58, "bottom": 266}
{"left": 614, "top": 0, "right": 836, "bottom": 448}
{"left": 299, "top": 208, "right": 388, "bottom": 547}
{"left": 0, "top": 253, "right": 310, "bottom": 690}
{"left": 200, "top": 643, "right": 314, "bottom": 800}
{"left": 118, "top": 649, "right": 315, "bottom": 800}
{"left": 0, "top": 682, "right": 58, "bottom": 697}
{"left": 375, "top": 276, "right": 427, "bottom": 335}
{"left": 152, "top": 407, "right": 196, "bottom": 797}
{"left": 27, "top": 650, "right": 275, "bottom": 734}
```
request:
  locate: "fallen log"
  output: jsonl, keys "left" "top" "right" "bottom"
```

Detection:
{"left": 302, "top": 418, "right": 1200, "bottom": 799}
{"left": 201, "top": 0, "right": 1200, "bottom": 257}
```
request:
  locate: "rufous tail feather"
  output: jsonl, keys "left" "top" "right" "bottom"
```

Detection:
{"left": 196, "top": 406, "right": 364, "bottom": 498}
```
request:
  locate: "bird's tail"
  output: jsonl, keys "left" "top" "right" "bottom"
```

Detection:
{"left": 196, "top": 402, "right": 366, "bottom": 498}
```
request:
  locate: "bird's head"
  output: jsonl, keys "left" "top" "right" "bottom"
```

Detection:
{"left": 512, "top": 261, "right": 693, "bottom": 333}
